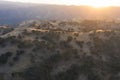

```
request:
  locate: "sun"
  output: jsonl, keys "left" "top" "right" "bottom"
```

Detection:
{"left": 66, "top": 0, "right": 119, "bottom": 8}
{"left": 88, "top": 3, "right": 112, "bottom": 8}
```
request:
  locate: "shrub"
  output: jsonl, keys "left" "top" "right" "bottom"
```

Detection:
{"left": 76, "top": 41, "right": 84, "bottom": 48}
{"left": 0, "top": 38, "right": 6, "bottom": 48}
{"left": 41, "top": 31, "right": 60, "bottom": 44}
{"left": 16, "top": 50, "right": 25, "bottom": 56}
{"left": 54, "top": 64, "right": 80, "bottom": 80}
{"left": 67, "top": 36, "right": 73, "bottom": 42}
{"left": 0, "top": 52, "right": 13, "bottom": 65}
{"left": 13, "top": 56, "right": 20, "bottom": 62}
{"left": 23, "top": 64, "right": 52, "bottom": 80}
{"left": 17, "top": 40, "right": 33, "bottom": 49}
{"left": 0, "top": 73, "right": 4, "bottom": 80}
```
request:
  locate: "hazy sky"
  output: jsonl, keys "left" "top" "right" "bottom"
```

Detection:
{"left": 4, "top": 0, "right": 120, "bottom": 7}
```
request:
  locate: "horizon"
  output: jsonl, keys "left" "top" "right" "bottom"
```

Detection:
{"left": 3, "top": 0, "right": 120, "bottom": 8}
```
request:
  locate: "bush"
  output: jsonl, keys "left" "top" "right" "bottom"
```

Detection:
{"left": 12, "top": 50, "right": 24, "bottom": 62}
{"left": 41, "top": 31, "right": 60, "bottom": 44}
{"left": 76, "top": 41, "right": 84, "bottom": 48}
{"left": 0, "top": 52, "right": 13, "bottom": 65}
{"left": 67, "top": 36, "right": 73, "bottom": 42}
{"left": 54, "top": 64, "right": 80, "bottom": 80}
{"left": 24, "top": 64, "right": 52, "bottom": 80}
{"left": 13, "top": 56, "right": 20, "bottom": 62}
{"left": 16, "top": 50, "right": 25, "bottom": 56}
{"left": 0, "top": 38, "right": 6, "bottom": 48}
{"left": 0, "top": 73, "right": 4, "bottom": 80}
{"left": 17, "top": 40, "right": 33, "bottom": 49}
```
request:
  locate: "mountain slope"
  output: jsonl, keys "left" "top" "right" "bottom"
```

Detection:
{"left": 0, "top": 20, "right": 120, "bottom": 80}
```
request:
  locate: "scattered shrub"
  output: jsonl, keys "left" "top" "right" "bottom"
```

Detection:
{"left": 54, "top": 64, "right": 80, "bottom": 80}
{"left": 67, "top": 36, "right": 73, "bottom": 42}
{"left": 13, "top": 56, "right": 20, "bottom": 62}
{"left": 0, "top": 52, "right": 13, "bottom": 65}
{"left": 16, "top": 50, "right": 25, "bottom": 56}
{"left": 76, "top": 41, "right": 84, "bottom": 48}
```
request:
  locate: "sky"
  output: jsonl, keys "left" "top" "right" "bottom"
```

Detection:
{"left": 3, "top": 0, "right": 120, "bottom": 7}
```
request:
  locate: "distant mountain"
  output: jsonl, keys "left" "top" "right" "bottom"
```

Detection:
{"left": 0, "top": 1, "right": 120, "bottom": 26}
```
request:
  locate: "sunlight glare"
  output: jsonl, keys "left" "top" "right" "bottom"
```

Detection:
{"left": 5, "top": 0, "right": 120, "bottom": 8}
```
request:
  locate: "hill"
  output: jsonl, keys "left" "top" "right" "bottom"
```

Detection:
{"left": 0, "top": 20, "right": 120, "bottom": 80}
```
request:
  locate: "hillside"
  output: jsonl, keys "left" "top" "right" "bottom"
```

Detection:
{"left": 0, "top": 1, "right": 120, "bottom": 25}
{"left": 0, "top": 20, "right": 120, "bottom": 80}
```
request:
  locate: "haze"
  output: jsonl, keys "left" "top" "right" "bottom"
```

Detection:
{"left": 4, "top": 0, "right": 120, "bottom": 7}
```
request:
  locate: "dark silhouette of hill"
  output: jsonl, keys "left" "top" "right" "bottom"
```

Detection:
{"left": 0, "top": 1, "right": 120, "bottom": 25}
